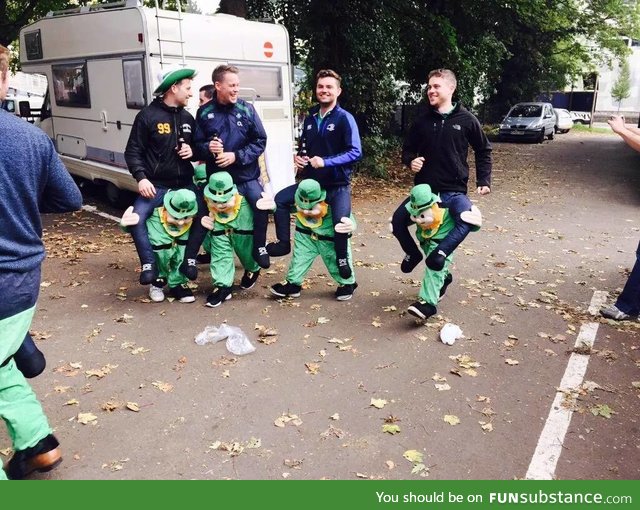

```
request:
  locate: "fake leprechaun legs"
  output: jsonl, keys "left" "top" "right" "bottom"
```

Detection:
{"left": 318, "top": 236, "right": 355, "bottom": 286}
{"left": 418, "top": 240, "right": 454, "bottom": 306}
{"left": 231, "top": 232, "right": 261, "bottom": 275}
{"left": 209, "top": 232, "right": 236, "bottom": 289}
{"left": 285, "top": 229, "right": 321, "bottom": 286}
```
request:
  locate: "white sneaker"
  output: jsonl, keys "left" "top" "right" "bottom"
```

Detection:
{"left": 149, "top": 285, "right": 165, "bottom": 302}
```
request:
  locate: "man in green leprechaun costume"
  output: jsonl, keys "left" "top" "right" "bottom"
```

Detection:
{"left": 269, "top": 179, "right": 357, "bottom": 301}
{"left": 402, "top": 183, "right": 481, "bottom": 320}
{"left": 201, "top": 172, "right": 262, "bottom": 308}
{"left": 120, "top": 189, "right": 198, "bottom": 303}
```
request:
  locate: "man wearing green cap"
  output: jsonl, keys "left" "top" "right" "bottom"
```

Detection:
{"left": 402, "top": 183, "right": 480, "bottom": 320}
{"left": 121, "top": 189, "right": 199, "bottom": 303}
{"left": 125, "top": 66, "right": 198, "bottom": 286}
{"left": 270, "top": 179, "right": 357, "bottom": 301}
{"left": 200, "top": 172, "right": 261, "bottom": 307}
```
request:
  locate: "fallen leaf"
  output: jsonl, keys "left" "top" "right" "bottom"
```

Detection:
{"left": 505, "top": 358, "right": 520, "bottom": 366}
{"left": 403, "top": 450, "right": 423, "bottom": 463}
{"left": 305, "top": 362, "right": 320, "bottom": 375}
{"left": 317, "top": 317, "right": 330, "bottom": 324}
{"left": 370, "top": 398, "right": 388, "bottom": 409}
{"left": 386, "top": 460, "right": 395, "bottom": 470}
{"left": 590, "top": 404, "right": 614, "bottom": 419}
{"left": 434, "top": 383, "right": 451, "bottom": 391}
{"left": 64, "top": 399, "right": 79, "bottom": 406}
{"left": 382, "top": 424, "right": 401, "bottom": 434}
{"left": 77, "top": 412, "right": 97, "bottom": 425}
{"left": 152, "top": 381, "right": 173, "bottom": 393}
{"left": 330, "top": 413, "right": 340, "bottom": 421}
{"left": 274, "top": 413, "right": 302, "bottom": 428}
{"left": 126, "top": 402, "right": 140, "bottom": 412}
{"left": 444, "top": 415, "right": 460, "bottom": 426}
{"left": 479, "top": 421, "right": 493, "bottom": 432}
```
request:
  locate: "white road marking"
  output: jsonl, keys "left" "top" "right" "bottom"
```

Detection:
{"left": 525, "top": 290, "right": 608, "bottom": 480}
{"left": 81, "top": 204, "right": 120, "bottom": 223}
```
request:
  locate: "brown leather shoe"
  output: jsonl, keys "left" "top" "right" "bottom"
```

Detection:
{"left": 6, "top": 434, "right": 62, "bottom": 479}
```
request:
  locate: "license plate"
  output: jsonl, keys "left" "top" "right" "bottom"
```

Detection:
{"left": 512, "top": 130, "right": 524, "bottom": 135}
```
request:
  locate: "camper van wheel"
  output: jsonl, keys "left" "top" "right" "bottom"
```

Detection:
{"left": 105, "top": 183, "right": 121, "bottom": 206}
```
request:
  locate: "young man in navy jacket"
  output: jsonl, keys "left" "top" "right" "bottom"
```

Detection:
{"left": 184, "top": 64, "right": 270, "bottom": 277}
{"left": 267, "top": 69, "right": 362, "bottom": 279}
{"left": 392, "top": 68, "right": 492, "bottom": 273}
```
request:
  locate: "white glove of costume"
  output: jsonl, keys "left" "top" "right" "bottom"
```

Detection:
{"left": 334, "top": 216, "right": 355, "bottom": 234}
{"left": 201, "top": 215, "right": 215, "bottom": 230}
{"left": 460, "top": 205, "right": 482, "bottom": 227}
{"left": 120, "top": 206, "right": 140, "bottom": 227}
{"left": 256, "top": 191, "right": 276, "bottom": 211}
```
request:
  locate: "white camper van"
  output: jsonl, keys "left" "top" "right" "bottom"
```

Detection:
{"left": 19, "top": 0, "right": 295, "bottom": 203}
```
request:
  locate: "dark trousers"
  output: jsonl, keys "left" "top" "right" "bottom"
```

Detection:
{"left": 274, "top": 183, "right": 352, "bottom": 258}
{"left": 185, "top": 178, "right": 268, "bottom": 260}
{"left": 391, "top": 191, "right": 473, "bottom": 257}
{"left": 615, "top": 240, "right": 640, "bottom": 315}
{"left": 130, "top": 188, "right": 169, "bottom": 266}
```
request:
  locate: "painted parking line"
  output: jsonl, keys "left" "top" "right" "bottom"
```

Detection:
{"left": 81, "top": 204, "right": 120, "bottom": 223}
{"left": 525, "top": 290, "right": 608, "bottom": 480}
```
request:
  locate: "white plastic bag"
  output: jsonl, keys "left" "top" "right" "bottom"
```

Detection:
{"left": 440, "top": 323, "right": 463, "bottom": 346}
{"left": 195, "top": 324, "right": 256, "bottom": 355}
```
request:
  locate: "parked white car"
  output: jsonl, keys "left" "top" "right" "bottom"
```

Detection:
{"left": 554, "top": 108, "right": 573, "bottom": 133}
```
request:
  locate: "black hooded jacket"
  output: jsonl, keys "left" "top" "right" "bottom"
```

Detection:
{"left": 125, "top": 98, "right": 195, "bottom": 188}
{"left": 401, "top": 103, "right": 492, "bottom": 193}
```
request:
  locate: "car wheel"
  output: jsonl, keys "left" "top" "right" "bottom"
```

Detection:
{"left": 555, "top": 125, "right": 559, "bottom": 133}
{"left": 537, "top": 128, "right": 545, "bottom": 143}
{"left": 547, "top": 130, "right": 554, "bottom": 140}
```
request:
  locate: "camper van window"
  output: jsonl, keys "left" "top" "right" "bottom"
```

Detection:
{"left": 233, "top": 65, "right": 282, "bottom": 101}
{"left": 52, "top": 62, "right": 91, "bottom": 108}
{"left": 123, "top": 59, "right": 146, "bottom": 109}
{"left": 24, "top": 30, "right": 43, "bottom": 61}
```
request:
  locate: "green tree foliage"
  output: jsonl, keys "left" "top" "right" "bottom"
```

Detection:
{"left": 611, "top": 58, "right": 631, "bottom": 111}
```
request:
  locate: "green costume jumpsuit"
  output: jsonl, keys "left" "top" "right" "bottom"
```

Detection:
{"left": 204, "top": 194, "right": 260, "bottom": 289}
{"left": 286, "top": 204, "right": 356, "bottom": 287}
{"left": 146, "top": 208, "right": 192, "bottom": 288}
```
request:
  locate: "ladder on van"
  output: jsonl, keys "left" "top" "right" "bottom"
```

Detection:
{"left": 154, "top": 0, "right": 186, "bottom": 68}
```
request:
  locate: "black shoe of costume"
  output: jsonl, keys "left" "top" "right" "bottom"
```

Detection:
{"left": 7, "top": 434, "right": 62, "bottom": 480}
{"left": 14, "top": 334, "right": 46, "bottom": 379}
{"left": 240, "top": 270, "right": 260, "bottom": 290}
{"left": 139, "top": 263, "right": 158, "bottom": 285}
{"left": 407, "top": 301, "right": 437, "bottom": 320}
{"left": 270, "top": 281, "right": 301, "bottom": 298}
{"left": 169, "top": 284, "right": 196, "bottom": 303}
{"left": 439, "top": 273, "right": 453, "bottom": 302}
{"left": 196, "top": 252, "right": 211, "bottom": 265}
{"left": 266, "top": 241, "right": 291, "bottom": 257}
{"left": 253, "top": 246, "right": 270, "bottom": 269}
{"left": 205, "top": 287, "right": 232, "bottom": 308}
{"left": 335, "top": 282, "right": 358, "bottom": 301}
{"left": 401, "top": 253, "right": 422, "bottom": 273}
{"left": 337, "top": 258, "right": 352, "bottom": 279}
{"left": 179, "top": 258, "right": 198, "bottom": 281}
{"left": 425, "top": 249, "right": 447, "bottom": 271}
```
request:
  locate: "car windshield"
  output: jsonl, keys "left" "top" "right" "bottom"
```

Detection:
{"left": 509, "top": 105, "right": 542, "bottom": 117}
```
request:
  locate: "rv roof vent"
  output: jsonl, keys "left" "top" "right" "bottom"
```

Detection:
{"left": 46, "top": 0, "right": 139, "bottom": 17}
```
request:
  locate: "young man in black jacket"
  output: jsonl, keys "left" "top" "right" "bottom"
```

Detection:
{"left": 124, "top": 67, "right": 197, "bottom": 289}
{"left": 392, "top": 68, "right": 492, "bottom": 273}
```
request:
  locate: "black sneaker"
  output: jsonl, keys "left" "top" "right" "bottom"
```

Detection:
{"left": 270, "top": 281, "right": 301, "bottom": 298}
{"left": 179, "top": 258, "right": 198, "bottom": 281}
{"left": 401, "top": 253, "right": 422, "bottom": 273}
{"left": 266, "top": 240, "right": 291, "bottom": 257}
{"left": 196, "top": 252, "right": 211, "bottom": 264}
{"left": 337, "top": 257, "right": 352, "bottom": 279}
{"left": 407, "top": 300, "right": 437, "bottom": 320}
{"left": 205, "top": 287, "right": 232, "bottom": 308}
{"left": 335, "top": 282, "right": 358, "bottom": 301}
{"left": 439, "top": 273, "right": 453, "bottom": 301}
{"left": 425, "top": 249, "right": 447, "bottom": 271}
{"left": 240, "top": 269, "right": 260, "bottom": 290}
{"left": 139, "top": 263, "right": 158, "bottom": 285}
{"left": 253, "top": 246, "right": 270, "bottom": 269}
{"left": 7, "top": 434, "right": 62, "bottom": 480}
{"left": 169, "top": 284, "right": 195, "bottom": 303}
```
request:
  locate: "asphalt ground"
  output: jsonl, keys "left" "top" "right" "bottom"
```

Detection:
{"left": 1, "top": 131, "right": 638, "bottom": 479}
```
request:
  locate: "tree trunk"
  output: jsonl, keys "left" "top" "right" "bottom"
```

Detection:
{"left": 218, "top": 0, "right": 247, "bottom": 18}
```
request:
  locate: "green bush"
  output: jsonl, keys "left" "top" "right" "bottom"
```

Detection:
{"left": 358, "top": 135, "right": 401, "bottom": 179}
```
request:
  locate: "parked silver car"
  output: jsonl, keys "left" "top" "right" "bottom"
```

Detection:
{"left": 553, "top": 108, "right": 573, "bottom": 133}
{"left": 498, "top": 102, "right": 556, "bottom": 143}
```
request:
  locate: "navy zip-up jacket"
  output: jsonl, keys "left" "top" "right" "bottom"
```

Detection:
{"left": 402, "top": 103, "right": 492, "bottom": 193}
{"left": 125, "top": 98, "right": 195, "bottom": 188}
{"left": 299, "top": 104, "right": 362, "bottom": 188}
{"left": 193, "top": 97, "right": 267, "bottom": 184}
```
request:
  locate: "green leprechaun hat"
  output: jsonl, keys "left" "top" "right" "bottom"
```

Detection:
{"left": 405, "top": 184, "right": 440, "bottom": 216}
{"left": 154, "top": 66, "right": 197, "bottom": 95}
{"left": 295, "top": 179, "right": 327, "bottom": 210}
{"left": 163, "top": 189, "right": 198, "bottom": 219}
{"left": 204, "top": 172, "right": 237, "bottom": 203}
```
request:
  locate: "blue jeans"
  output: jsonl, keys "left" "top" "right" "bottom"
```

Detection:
{"left": 391, "top": 191, "right": 473, "bottom": 257}
{"left": 274, "top": 183, "right": 352, "bottom": 258}
{"left": 615, "top": 240, "right": 640, "bottom": 315}
{"left": 130, "top": 188, "right": 169, "bottom": 266}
